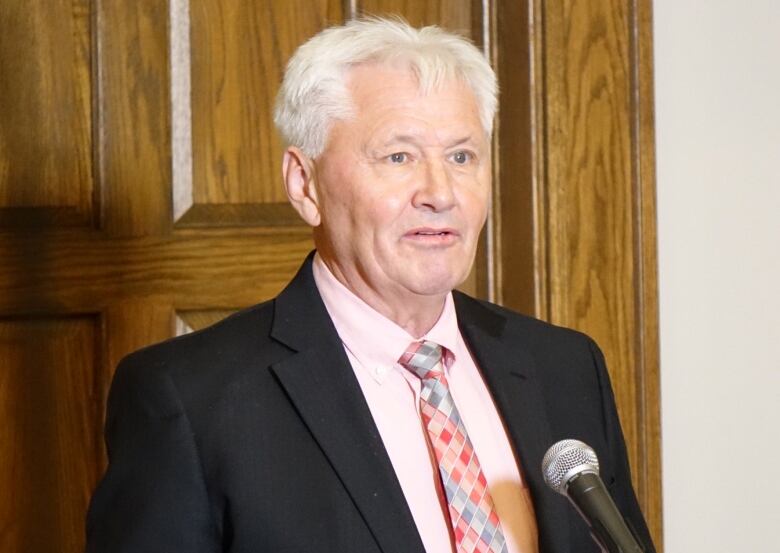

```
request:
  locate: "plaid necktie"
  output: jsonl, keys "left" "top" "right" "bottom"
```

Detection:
{"left": 399, "top": 340, "right": 508, "bottom": 553}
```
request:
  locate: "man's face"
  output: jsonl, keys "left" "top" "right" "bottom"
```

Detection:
{"left": 308, "top": 63, "right": 491, "bottom": 309}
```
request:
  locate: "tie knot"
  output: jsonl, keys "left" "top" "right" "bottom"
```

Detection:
{"left": 398, "top": 340, "right": 445, "bottom": 381}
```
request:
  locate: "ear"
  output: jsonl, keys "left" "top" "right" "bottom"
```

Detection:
{"left": 282, "top": 146, "right": 321, "bottom": 227}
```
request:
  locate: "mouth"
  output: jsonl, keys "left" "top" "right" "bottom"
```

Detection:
{"left": 404, "top": 228, "right": 460, "bottom": 244}
{"left": 413, "top": 230, "right": 453, "bottom": 236}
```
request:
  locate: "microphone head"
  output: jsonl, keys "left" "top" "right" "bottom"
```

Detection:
{"left": 542, "top": 439, "right": 600, "bottom": 495}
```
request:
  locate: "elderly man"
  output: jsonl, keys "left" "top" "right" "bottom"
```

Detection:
{"left": 86, "top": 17, "right": 654, "bottom": 553}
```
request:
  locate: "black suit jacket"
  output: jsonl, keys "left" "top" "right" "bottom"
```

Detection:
{"left": 86, "top": 254, "right": 655, "bottom": 552}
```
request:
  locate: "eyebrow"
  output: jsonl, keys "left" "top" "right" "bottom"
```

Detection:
{"left": 382, "top": 134, "right": 476, "bottom": 148}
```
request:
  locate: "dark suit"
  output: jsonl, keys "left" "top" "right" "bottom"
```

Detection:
{"left": 86, "top": 254, "right": 655, "bottom": 552}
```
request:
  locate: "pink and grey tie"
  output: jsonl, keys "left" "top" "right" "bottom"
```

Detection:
{"left": 399, "top": 340, "right": 508, "bottom": 553}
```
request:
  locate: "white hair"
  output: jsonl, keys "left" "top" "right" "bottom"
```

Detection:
{"left": 273, "top": 17, "right": 498, "bottom": 158}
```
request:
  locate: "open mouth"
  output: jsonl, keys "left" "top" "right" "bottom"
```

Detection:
{"left": 405, "top": 228, "right": 459, "bottom": 243}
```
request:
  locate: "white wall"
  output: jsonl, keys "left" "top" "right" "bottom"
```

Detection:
{"left": 654, "top": 1, "right": 780, "bottom": 551}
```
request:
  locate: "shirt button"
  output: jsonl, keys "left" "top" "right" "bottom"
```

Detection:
{"left": 375, "top": 366, "right": 388, "bottom": 377}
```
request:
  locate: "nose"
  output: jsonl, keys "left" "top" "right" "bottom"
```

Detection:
{"left": 413, "top": 159, "right": 456, "bottom": 212}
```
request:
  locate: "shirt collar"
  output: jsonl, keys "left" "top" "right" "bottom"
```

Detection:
{"left": 312, "top": 253, "right": 460, "bottom": 384}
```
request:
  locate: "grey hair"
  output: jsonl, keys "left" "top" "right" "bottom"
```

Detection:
{"left": 273, "top": 17, "right": 498, "bottom": 159}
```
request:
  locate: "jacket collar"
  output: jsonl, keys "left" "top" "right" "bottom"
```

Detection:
{"left": 269, "top": 253, "right": 426, "bottom": 553}
{"left": 269, "top": 253, "right": 571, "bottom": 553}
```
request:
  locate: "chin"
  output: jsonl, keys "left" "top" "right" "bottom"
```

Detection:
{"left": 406, "top": 269, "right": 468, "bottom": 297}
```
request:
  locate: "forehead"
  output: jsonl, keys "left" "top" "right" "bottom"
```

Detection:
{"left": 342, "top": 63, "right": 483, "bottom": 140}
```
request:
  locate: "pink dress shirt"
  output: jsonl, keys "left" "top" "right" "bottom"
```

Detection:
{"left": 313, "top": 255, "right": 538, "bottom": 553}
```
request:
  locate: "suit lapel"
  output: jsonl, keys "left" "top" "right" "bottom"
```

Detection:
{"left": 268, "top": 255, "right": 425, "bottom": 553}
{"left": 454, "top": 293, "right": 572, "bottom": 553}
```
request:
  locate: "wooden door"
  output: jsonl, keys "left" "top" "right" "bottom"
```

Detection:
{"left": 0, "top": 1, "right": 660, "bottom": 551}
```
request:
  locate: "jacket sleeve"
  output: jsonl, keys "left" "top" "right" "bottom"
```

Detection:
{"left": 85, "top": 355, "right": 220, "bottom": 552}
{"left": 588, "top": 338, "right": 657, "bottom": 553}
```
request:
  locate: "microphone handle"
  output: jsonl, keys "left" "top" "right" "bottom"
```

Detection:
{"left": 566, "top": 472, "right": 645, "bottom": 553}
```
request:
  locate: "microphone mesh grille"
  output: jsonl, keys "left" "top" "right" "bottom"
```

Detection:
{"left": 541, "top": 439, "right": 599, "bottom": 494}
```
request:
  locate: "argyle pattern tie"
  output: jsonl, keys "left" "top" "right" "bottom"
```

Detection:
{"left": 399, "top": 340, "right": 508, "bottom": 553}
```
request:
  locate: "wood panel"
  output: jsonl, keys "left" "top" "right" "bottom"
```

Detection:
{"left": 0, "top": 228, "right": 313, "bottom": 316}
{"left": 0, "top": 0, "right": 93, "bottom": 227}
{"left": 536, "top": 0, "right": 662, "bottom": 545}
{"left": 491, "top": 0, "right": 541, "bottom": 314}
{"left": 96, "top": 0, "right": 171, "bottom": 237}
{"left": 179, "top": 0, "right": 344, "bottom": 227}
{"left": 634, "top": 0, "right": 662, "bottom": 542}
{"left": 544, "top": 0, "right": 637, "bottom": 386}
{"left": 0, "top": 316, "right": 104, "bottom": 553}
{"left": 356, "top": 0, "right": 475, "bottom": 34}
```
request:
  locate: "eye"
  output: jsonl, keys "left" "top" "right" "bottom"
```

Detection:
{"left": 450, "top": 150, "right": 473, "bottom": 165}
{"left": 388, "top": 152, "right": 408, "bottom": 164}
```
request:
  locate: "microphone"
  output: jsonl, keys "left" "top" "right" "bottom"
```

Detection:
{"left": 541, "top": 439, "right": 645, "bottom": 553}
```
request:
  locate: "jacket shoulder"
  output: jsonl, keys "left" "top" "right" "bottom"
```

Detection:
{"left": 123, "top": 299, "right": 276, "bottom": 367}
{"left": 108, "top": 300, "right": 283, "bottom": 418}
{"left": 454, "top": 291, "right": 596, "bottom": 351}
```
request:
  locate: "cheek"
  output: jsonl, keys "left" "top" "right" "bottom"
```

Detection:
{"left": 475, "top": 174, "right": 492, "bottom": 217}
{"left": 459, "top": 183, "right": 490, "bottom": 226}
{"left": 355, "top": 188, "right": 409, "bottom": 227}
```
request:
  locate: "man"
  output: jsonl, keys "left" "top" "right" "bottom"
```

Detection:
{"left": 86, "top": 17, "right": 655, "bottom": 553}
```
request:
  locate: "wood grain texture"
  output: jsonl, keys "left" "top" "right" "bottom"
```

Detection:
{"left": 96, "top": 0, "right": 171, "bottom": 236}
{"left": 184, "top": 0, "right": 343, "bottom": 227}
{"left": 491, "top": 0, "right": 540, "bottom": 314}
{"left": 0, "top": 0, "right": 93, "bottom": 227}
{"left": 0, "top": 317, "right": 104, "bottom": 553}
{"left": 544, "top": 0, "right": 636, "bottom": 449}
{"left": 174, "top": 201, "right": 303, "bottom": 227}
{"left": 633, "top": 0, "right": 662, "bottom": 543}
{"left": 103, "top": 301, "right": 175, "bottom": 385}
{"left": 355, "top": 0, "right": 474, "bottom": 35}
{"left": 0, "top": 228, "right": 314, "bottom": 316}
{"left": 540, "top": 0, "right": 662, "bottom": 545}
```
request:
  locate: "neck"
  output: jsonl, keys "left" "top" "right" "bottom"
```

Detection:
{"left": 380, "top": 295, "right": 446, "bottom": 339}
